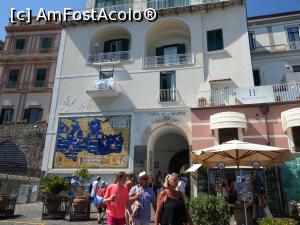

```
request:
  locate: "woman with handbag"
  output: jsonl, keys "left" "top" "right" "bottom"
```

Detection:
{"left": 155, "top": 173, "right": 193, "bottom": 225}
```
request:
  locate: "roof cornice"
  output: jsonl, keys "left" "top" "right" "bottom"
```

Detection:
{"left": 62, "top": 0, "right": 245, "bottom": 27}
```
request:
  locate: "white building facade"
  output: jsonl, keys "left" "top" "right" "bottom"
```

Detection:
{"left": 249, "top": 11, "right": 300, "bottom": 86}
{"left": 41, "top": 0, "right": 253, "bottom": 184}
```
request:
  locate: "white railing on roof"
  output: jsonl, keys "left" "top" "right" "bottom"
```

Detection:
{"left": 196, "top": 82, "right": 300, "bottom": 108}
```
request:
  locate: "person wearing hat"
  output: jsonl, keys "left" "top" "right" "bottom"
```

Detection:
{"left": 129, "top": 171, "right": 156, "bottom": 225}
{"left": 91, "top": 176, "right": 101, "bottom": 198}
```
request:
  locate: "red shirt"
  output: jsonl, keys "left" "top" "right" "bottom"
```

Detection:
{"left": 104, "top": 184, "right": 129, "bottom": 219}
{"left": 98, "top": 187, "right": 107, "bottom": 197}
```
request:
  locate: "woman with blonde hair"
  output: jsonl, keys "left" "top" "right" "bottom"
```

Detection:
{"left": 155, "top": 173, "right": 193, "bottom": 225}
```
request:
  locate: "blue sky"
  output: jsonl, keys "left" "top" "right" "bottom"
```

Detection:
{"left": 0, "top": 0, "right": 300, "bottom": 40}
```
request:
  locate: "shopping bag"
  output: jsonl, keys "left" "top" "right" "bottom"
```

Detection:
{"left": 92, "top": 196, "right": 104, "bottom": 207}
{"left": 263, "top": 206, "right": 273, "bottom": 218}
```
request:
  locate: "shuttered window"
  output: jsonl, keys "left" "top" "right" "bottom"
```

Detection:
{"left": 0, "top": 108, "right": 14, "bottom": 124}
{"left": 23, "top": 108, "right": 43, "bottom": 123}
{"left": 35, "top": 68, "right": 47, "bottom": 87}
{"left": 207, "top": 29, "right": 224, "bottom": 52}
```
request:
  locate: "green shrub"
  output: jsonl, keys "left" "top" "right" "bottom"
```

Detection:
{"left": 189, "top": 192, "right": 230, "bottom": 225}
{"left": 42, "top": 176, "right": 70, "bottom": 195}
{"left": 74, "top": 167, "right": 91, "bottom": 184}
{"left": 258, "top": 218, "right": 296, "bottom": 225}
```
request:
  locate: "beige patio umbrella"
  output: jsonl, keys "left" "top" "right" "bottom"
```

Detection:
{"left": 192, "top": 140, "right": 292, "bottom": 225}
{"left": 192, "top": 140, "right": 292, "bottom": 167}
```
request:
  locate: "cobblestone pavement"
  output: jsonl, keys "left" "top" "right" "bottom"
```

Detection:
{"left": 0, "top": 203, "right": 155, "bottom": 225}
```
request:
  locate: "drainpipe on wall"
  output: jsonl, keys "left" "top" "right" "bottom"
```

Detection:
{"left": 260, "top": 104, "right": 284, "bottom": 215}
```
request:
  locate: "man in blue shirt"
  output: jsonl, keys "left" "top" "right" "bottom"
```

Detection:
{"left": 129, "top": 171, "right": 156, "bottom": 225}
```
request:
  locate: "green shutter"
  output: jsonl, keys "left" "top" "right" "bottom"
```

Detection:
{"left": 38, "top": 109, "right": 43, "bottom": 121}
{"left": 0, "top": 109, "right": 5, "bottom": 124}
{"left": 41, "top": 37, "right": 52, "bottom": 49}
{"left": 207, "top": 29, "right": 223, "bottom": 52}
{"left": 8, "top": 109, "right": 14, "bottom": 122}
{"left": 207, "top": 31, "right": 215, "bottom": 52}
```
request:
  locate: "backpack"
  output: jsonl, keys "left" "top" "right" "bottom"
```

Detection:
{"left": 88, "top": 184, "right": 93, "bottom": 193}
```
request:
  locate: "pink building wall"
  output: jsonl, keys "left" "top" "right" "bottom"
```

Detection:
{"left": 192, "top": 102, "right": 300, "bottom": 151}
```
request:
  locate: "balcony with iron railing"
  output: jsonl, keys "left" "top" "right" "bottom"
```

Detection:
{"left": 159, "top": 89, "right": 178, "bottom": 102}
{"left": 196, "top": 82, "right": 300, "bottom": 108}
{"left": 144, "top": 53, "right": 194, "bottom": 68}
{"left": 87, "top": 51, "right": 131, "bottom": 65}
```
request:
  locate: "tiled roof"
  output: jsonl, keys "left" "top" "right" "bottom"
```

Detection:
{"left": 0, "top": 141, "right": 27, "bottom": 167}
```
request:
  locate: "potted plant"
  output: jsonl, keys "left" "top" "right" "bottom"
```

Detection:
{"left": 41, "top": 176, "right": 70, "bottom": 214}
{"left": 72, "top": 168, "right": 91, "bottom": 214}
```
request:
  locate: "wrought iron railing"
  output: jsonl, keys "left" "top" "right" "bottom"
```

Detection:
{"left": 160, "top": 89, "right": 178, "bottom": 102}
{"left": 88, "top": 51, "right": 131, "bottom": 64}
{"left": 144, "top": 53, "right": 194, "bottom": 68}
{"left": 196, "top": 82, "right": 300, "bottom": 108}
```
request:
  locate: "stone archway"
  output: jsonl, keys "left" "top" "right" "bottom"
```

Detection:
{"left": 143, "top": 120, "right": 191, "bottom": 177}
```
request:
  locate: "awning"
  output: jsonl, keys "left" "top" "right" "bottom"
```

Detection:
{"left": 210, "top": 112, "right": 247, "bottom": 130}
{"left": 185, "top": 164, "right": 202, "bottom": 173}
{"left": 281, "top": 107, "right": 300, "bottom": 131}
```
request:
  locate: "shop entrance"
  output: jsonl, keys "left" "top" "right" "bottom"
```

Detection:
{"left": 146, "top": 124, "right": 191, "bottom": 196}
{"left": 152, "top": 132, "right": 189, "bottom": 177}
{"left": 169, "top": 150, "right": 189, "bottom": 174}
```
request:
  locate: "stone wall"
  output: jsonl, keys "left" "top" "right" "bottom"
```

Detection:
{"left": 0, "top": 122, "right": 47, "bottom": 172}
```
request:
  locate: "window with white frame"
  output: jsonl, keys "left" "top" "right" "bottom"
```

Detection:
{"left": 287, "top": 27, "right": 300, "bottom": 49}
{"left": 160, "top": 71, "right": 176, "bottom": 102}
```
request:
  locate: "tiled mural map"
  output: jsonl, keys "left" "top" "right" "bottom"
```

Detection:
{"left": 53, "top": 116, "right": 130, "bottom": 168}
